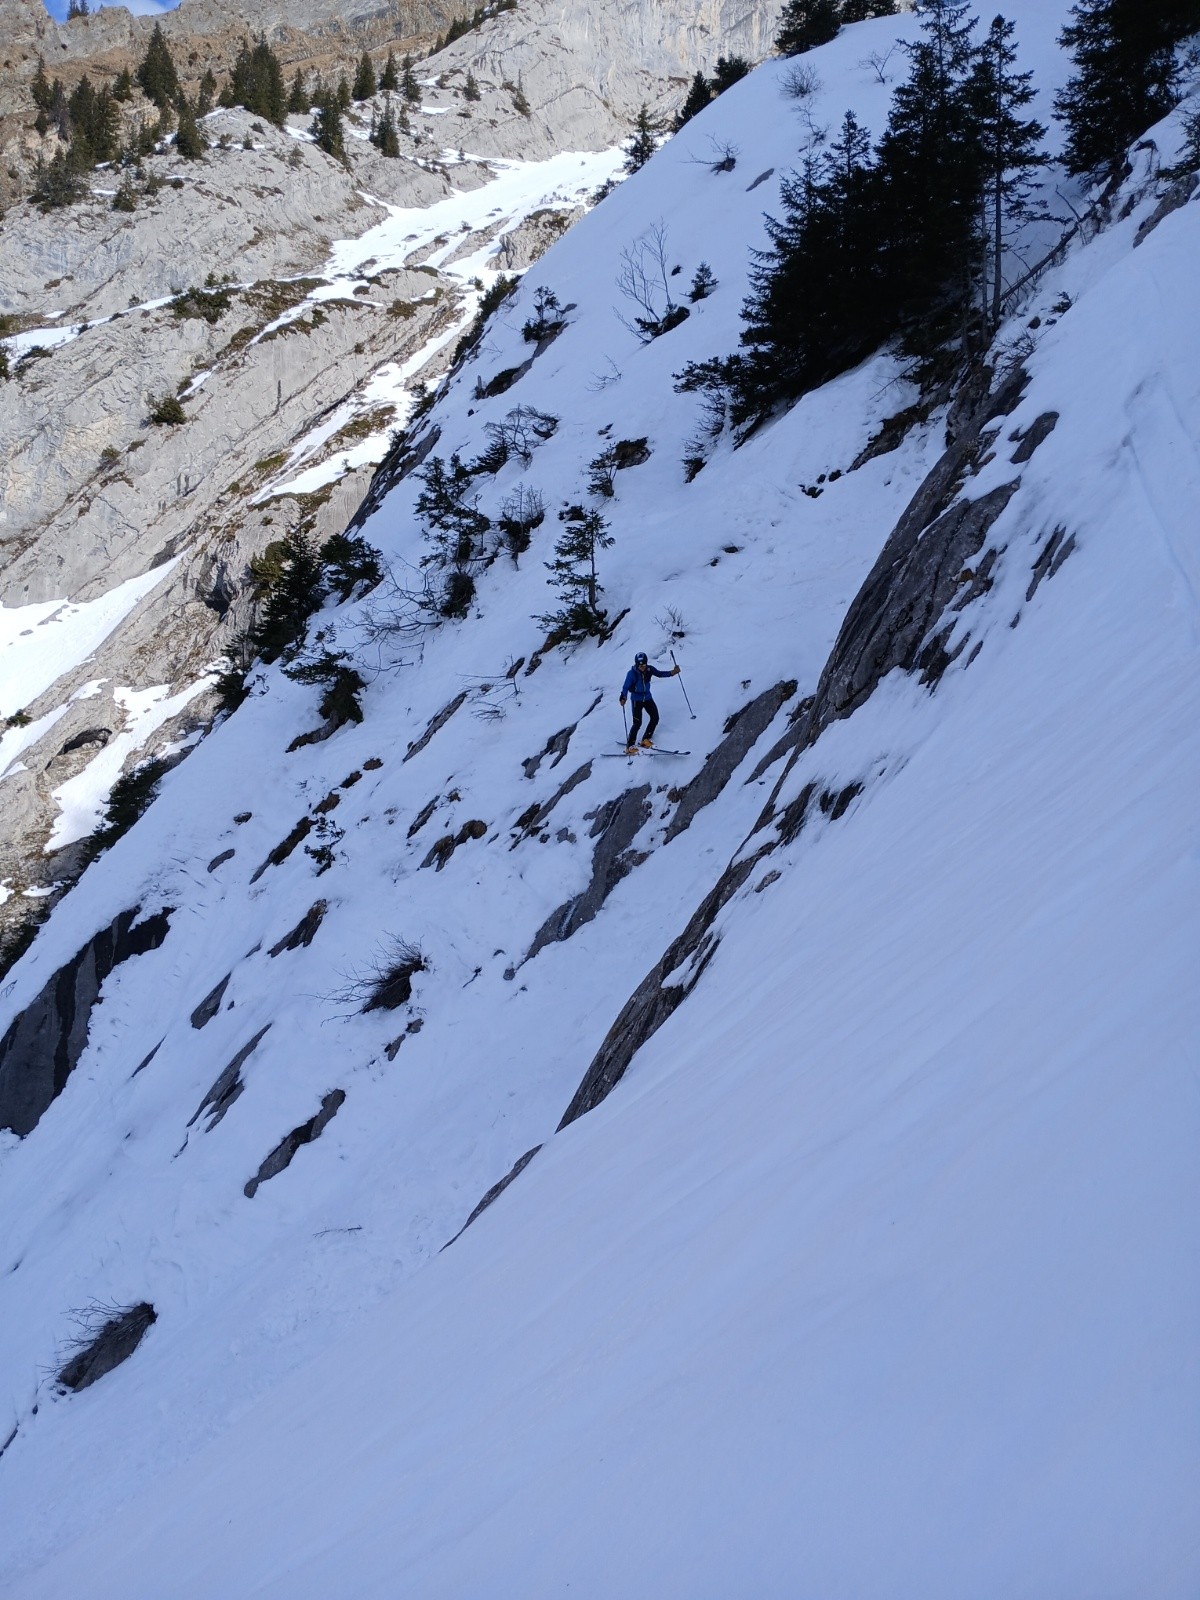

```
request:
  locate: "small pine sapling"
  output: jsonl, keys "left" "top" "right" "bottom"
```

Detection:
{"left": 538, "top": 509, "right": 614, "bottom": 640}
{"left": 586, "top": 446, "right": 619, "bottom": 498}
{"left": 521, "top": 285, "right": 564, "bottom": 342}
{"left": 688, "top": 262, "right": 718, "bottom": 300}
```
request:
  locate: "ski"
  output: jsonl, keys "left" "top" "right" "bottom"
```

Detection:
{"left": 605, "top": 745, "right": 690, "bottom": 758}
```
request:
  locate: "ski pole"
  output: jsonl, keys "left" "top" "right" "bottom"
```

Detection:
{"left": 671, "top": 650, "right": 696, "bottom": 719}
{"left": 621, "top": 700, "right": 630, "bottom": 745}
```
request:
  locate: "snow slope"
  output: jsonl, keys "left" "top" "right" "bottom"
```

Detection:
{"left": 1, "top": 7, "right": 1198, "bottom": 1594}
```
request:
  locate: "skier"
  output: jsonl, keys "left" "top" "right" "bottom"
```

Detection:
{"left": 619, "top": 650, "right": 680, "bottom": 753}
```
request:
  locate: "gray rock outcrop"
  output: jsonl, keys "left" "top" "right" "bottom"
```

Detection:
{"left": 0, "top": 904, "right": 172, "bottom": 1136}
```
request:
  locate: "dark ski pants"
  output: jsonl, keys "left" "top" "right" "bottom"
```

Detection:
{"left": 629, "top": 697, "right": 659, "bottom": 743}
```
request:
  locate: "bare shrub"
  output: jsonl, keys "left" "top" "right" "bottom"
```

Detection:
{"left": 335, "top": 937, "right": 427, "bottom": 1014}
{"left": 499, "top": 483, "right": 546, "bottom": 560}
{"left": 616, "top": 220, "right": 690, "bottom": 342}
{"left": 782, "top": 63, "right": 821, "bottom": 101}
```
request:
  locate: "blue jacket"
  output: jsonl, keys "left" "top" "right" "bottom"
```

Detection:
{"left": 621, "top": 663, "right": 670, "bottom": 702}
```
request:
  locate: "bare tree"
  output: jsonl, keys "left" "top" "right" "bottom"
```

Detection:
{"left": 615, "top": 221, "right": 689, "bottom": 342}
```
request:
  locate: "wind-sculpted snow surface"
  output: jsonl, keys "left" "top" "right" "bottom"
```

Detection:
{"left": 1, "top": 9, "right": 1198, "bottom": 1595}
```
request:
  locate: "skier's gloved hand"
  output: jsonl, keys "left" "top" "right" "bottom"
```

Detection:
{"left": 672, "top": 665, "right": 681, "bottom": 675}
{"left": 619, "top": 694, "right": 626, "bottom": 705}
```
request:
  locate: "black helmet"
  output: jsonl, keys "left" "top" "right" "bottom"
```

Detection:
{"left": 635, "top": 651, "right": 648, "bottom": 665}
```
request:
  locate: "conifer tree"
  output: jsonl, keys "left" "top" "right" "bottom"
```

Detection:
{"left": 416, "top": 453, "right": 490, "bottom": 617}
{"left": 227, "top": 38, "right": 287, "bottom": 126}
{"left": 401, "top": 54, "right": 421, "bottom": 104}
{"left": 840, "top": 0, "right": 896, "bottom": 20}
{"left": 875, "top": 0, "right": 983, "bottom": 361}
{"left": 374, "top": 96, "right": 401, "bottom": 157}
{"left": 287, "top": 71, "right": 309, "bottom": 114}
{"left": 1055, "top": 0, "right": 1191, "bottom": 176}
{"left": 416, "top": 454, "right": 490, "bottom": 569}
{"left": 675, "top": 71, "right": 712, "bottom": 129}
{"left": 196, "top": 68, "right": 217, "bottom": 117}
{"left": 310, "top": 92, "right": 346, "bottom": 161}
{"left": 624, "top": 103, "right": 660, "bottom": 173}
{"left": 174, "top": 101, "right": 206, "bottom": 159}
{"left": 463, "top": 70, "right": 481, "bottom": 102}
{"left": 538, "top": 510, "right": 614, "bottom": 639}
{"left": 352, "top": 50, "right": 376, "bottom": 102}
{"left": 32, "top": 147, "right": 86, "bottom": 209}
{"left": 48, "top": 78, "right": 70, "bottom": 140}
{"left": 775, "top": 0, "right": 840, "bottom": 57}
{"left": 712, "top": 55, "right": 751, "bottom": 93}
{"left": 379, "top": 51, "right": 399, "bottom": 93}
{"left": 739, "top": 111, "right": 886, "bottom": 413}
{"left": 111, "top": 65, "right": 133, "bottom": 103}
{"left": 336, "top": 72, "right": 352, "bottom": 110}
{"left": 31, "top": 57, "right": 52, "bottom": 111}
{"left": 969, "top": 15, "right": 1045, "bottom": 330}
{"left": 136, "top": 23, "right": 180, "bottom": 109}
{"left": 251, "top": 530, "right": 325, "bottom": 662}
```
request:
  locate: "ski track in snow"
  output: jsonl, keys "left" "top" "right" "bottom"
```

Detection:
{"left": 1, "top": 7, "right": 1198, "bottom": 1595}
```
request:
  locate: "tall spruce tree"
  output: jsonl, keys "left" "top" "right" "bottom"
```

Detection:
{"left": 874, "top": 0, "right": 983, "bottom": 363}
{"left": 775, "top": 0, "right": 840, "bottom": 57}
{"left": 1055, "top": 0, "right": 1193, "bottom": 176}
{"left": 374, "top": 95, "right": 401, "bottom": 156}
{"left": 196, "top": 68, "right": 217, "bottom": 117}
{"left": 310, "top": 92, "right": 346, "bottom": 161}
{"left": 675, "top": 71, "right": 712, "bottom": 129}
{"left": 175, "top": 100, "right": 206, "bottom": 159}
{"left": 969, "top": 15, "right": 1045, "bottom": 331}
{"left": 739, "top": 111, "right": 887, "bottom": 413}
{"left": 136, "top": 23, "right": 180, "bottom": 108}
{"left": 401, "top": 55, "right": 421, "bottom": 104}
{"left": 352, "top": 50, "right": 376, "bottom": 102}
{"left": 31, "top": 57, "right": 52, "bottom": 111}
{"left": 379, "top": 51, "right": 399, "bottom": 92}
{"left": 624, "top": 103, "right": 660, "bottom": 173}
{"left": 287, "top": 72, "right": 309, "bottom": 114}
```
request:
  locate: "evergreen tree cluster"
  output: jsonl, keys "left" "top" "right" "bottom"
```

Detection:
{"left": 675, "top": 56, "right": 752, "bottom": 129}
{"left": 221, "top": 37, "right": 287, "bottom": 126}
{"left": 775, "top": 0, "right": 895, "bottom": 59}
{"left": 1055, "top": 0, "right": 1200, "bottom": 176}
{"left": 688, "top": 2, "right": 1048, "bottom": 427}
{"left": 246, "top": 529, "right": 383, "bottom": 663}
{"left": 28, "top": 21, "right": 216, "bottom": 202}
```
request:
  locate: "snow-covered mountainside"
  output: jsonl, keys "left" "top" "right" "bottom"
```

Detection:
{"left": 2, "top": 4, "right": 1198, "bottom": 1594}
{"left": 0, "top": 0, "right": 780, "bottom": 929}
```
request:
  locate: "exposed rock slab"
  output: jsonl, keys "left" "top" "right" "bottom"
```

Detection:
{"left": 56, "top": 1302, "right": 156, "bottom": 1393}
{"left": 244, "top": 1088, "right": 346, "bottom": 1198}
{"left": 0, "top": 905, "right": 172, "bottom": 1136}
